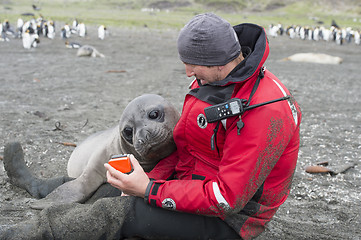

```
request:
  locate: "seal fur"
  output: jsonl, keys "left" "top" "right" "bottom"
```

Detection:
{"left": 76, "top": 45, "right": 105, "bottom": 58}
{"left": 3, "top": 94, "right": 179, "bottom": 209}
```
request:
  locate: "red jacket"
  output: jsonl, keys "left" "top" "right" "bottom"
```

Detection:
{"left": 146, "top": 23, "right": 302, "bottom": 239}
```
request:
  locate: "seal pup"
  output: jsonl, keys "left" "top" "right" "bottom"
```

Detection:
{"left": 283, "top": 53, "right": 343, "bottom": 64}
{"left": 3, "top": 94, "right": 180, "bottom": 209}
{"left": 77, "top": 45, "right": 105, "bottom": 58}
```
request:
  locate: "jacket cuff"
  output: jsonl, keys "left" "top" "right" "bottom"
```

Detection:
{"left": 144, "top": 180, "right": 166, "bottom": 206}
{"left": 144, "top": 180, "right": 154, "bottom": 203}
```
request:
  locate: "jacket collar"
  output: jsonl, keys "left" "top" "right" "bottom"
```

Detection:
{"left": 209, "top": 23, "right": 269, "bottom": 87}
{"left": 187, "top": 23, "right": 269, "bottom": 105}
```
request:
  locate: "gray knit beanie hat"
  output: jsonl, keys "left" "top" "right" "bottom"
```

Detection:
{"left": 177, "top": 13, "right": 241, "bottom": 66}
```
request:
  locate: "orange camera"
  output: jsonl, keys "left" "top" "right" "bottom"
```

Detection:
{"left": 109, "top": 154, "right": 133, "bottom": 174}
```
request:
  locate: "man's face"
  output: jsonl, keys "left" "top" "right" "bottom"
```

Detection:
{"left": 184, "top": 63, "right": 222, "bottom": 85}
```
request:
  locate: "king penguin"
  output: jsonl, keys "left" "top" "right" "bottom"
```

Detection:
{"left": 98, "top": 25, "right": 107, "bottom": 40}
{"left": 22, "top": 29, "right": 39, "bottom": 49}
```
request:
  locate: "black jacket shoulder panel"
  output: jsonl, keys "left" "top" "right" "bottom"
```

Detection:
{"left": 211, "top": 23, "right": 268, "bottom": 87}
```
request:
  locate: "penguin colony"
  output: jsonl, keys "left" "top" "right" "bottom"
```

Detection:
{"left": 268, "top": 22, "right": 361, "bottom": 45}
{"left": 0, "top": 15, "right": 109, "bottom": 50}
{"left": 1, "top": 13, "right": 360, "bottom": 48}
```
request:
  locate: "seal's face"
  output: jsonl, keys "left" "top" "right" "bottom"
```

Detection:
{"left": 119, "top": 94, "right": 180, "bottom": 172}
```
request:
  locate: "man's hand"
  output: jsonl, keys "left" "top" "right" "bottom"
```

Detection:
{"left": 104, "top": 154, "right": 150, "bottom": 198}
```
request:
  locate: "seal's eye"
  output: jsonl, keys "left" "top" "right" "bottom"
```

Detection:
{"left": 122, "top": 127, "right": 133, "bottom": 144}
{"left": 149, "top": 110, "right": 160, "bottom": 120}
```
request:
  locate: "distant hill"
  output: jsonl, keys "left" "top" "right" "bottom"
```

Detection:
{"left": 129, "top": 0, "right": 361, "bottom": 15}
{"left": 138, "top": 0, "right": 361, "bottom": 28}
{"left": 1, "top": 0, "right": 360, "bottom": 29}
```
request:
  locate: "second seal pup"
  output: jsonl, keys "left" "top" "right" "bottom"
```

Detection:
{"left": 76, "top": 45, "right": 105, "bottom": 58}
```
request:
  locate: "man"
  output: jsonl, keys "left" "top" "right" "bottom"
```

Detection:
{"left": 1, "top": 13, "right": 301, "bottom": 240}
{"left": 106, "top": 12, "right": 301, "bottom": 239}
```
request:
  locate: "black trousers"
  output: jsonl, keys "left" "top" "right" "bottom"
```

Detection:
{"left": 122, "top": 198, "right": 241, "bottom": 240}
{"left": 0, "top": 187, "right": 240, "bottom": 240}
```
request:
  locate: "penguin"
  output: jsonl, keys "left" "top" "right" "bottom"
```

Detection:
{"left": 322, "top": 27, "right": 332, "bottom": 41}
{"left": 63, "top": 24, "right": 71, "bottom": 38}
{"left": 60, "top": 27, "right": 67, "bottom": 39}
{"left": 335, "top": 29, "right": 343, "bottom": 45}
{"left": 22, "top": 20, "right": 31, "bottom": 35}
{"left": 29, "top": 18, "right": 37, "bottom": 33}
{"left": 22, "top": 29, "right": 39, "bottom": 49}
{"left": 65, "top": 41, "right": 82, "bottom": 49}
{"left": 288, "top": 26, "right": 296, "bottom": 39}
{"left": 331, "top": 19, "right": 340, "bottom": 29}
{"left": 36, "top": 23, "right": 42, "bottom": 36}
{"left": 295, "top": 25, "right": 301, "bottom": 38}
{"left": 60, "top": 24, "right": 70, "bottom": 39}
{"left": 16, "top": 18, "right": 24, "bottom": 38}
{"left": 268, "top": 24, "right": 278, "bottom": 37}
{"left": 71, "top": 19, "right": 78, "bottom": 34}
{"left": 3, "top": 19, "right": 15, "bottom": 36}
{"left": 277, "top": 23, "right": 284, "bottom": 35}
{"left": 354, "top": 30, "right": 360, "bottom": 45}
{"left": 98, "top": 25, "right": 107, "bottom": 40}
{"left": 32, "top": 4, "right": 41, "bottom": 11}
{"left": 308, "top": 27, "right": 313, "bottom": 41}
{"left": 78, "top": 22, "right": 86, "bottom": 37}
{"left": 47, "top": 21, "right": 55, "bottom": 39}
{"left": 42, "top": 22, "right": 48, "bottom": 37}
{"left": 0, "top": 22, "right": 9, "bottom": 42}
{"left": 345, "top": 27, "right": 352, "bottom": 44}
{"left": 299, "top": 27, "right": 306, "bottom": 40}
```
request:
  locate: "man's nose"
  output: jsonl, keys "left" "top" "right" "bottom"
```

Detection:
{"left": 184, "top": 65, "right": 195, "bottom": 77}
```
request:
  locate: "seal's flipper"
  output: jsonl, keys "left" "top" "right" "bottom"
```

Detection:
{"left": 3, "top": 142, "right": 73, "bottom": 198}
{"left": 31, "top": 183, "right": 121, "bottom": 209}
{"left": 30, "top": 180, "right": 84, "bottom": 210}
{"left": 30, "top": 175, "right": 103, "bottom": 209}
{"left": 85, "top": 183, "right": 122, "bottom": 204}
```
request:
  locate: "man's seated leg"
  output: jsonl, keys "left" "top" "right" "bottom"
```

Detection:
{"left": 122, "top": 198, "right": 240, "bottom": 239}
{"left": 0, "top": 196, "right": 136, "bottom": 240}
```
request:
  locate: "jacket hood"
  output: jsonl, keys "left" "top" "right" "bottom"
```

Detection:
{"left": 210, "top": 23, "right": 269, "bottom": 87}
{"left": 187, "top": 23, "right": 269, "bottom": 105}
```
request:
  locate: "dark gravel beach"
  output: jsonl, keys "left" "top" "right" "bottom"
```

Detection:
{"left": 0, "top": 25, "right": 360, "bottom": 239}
